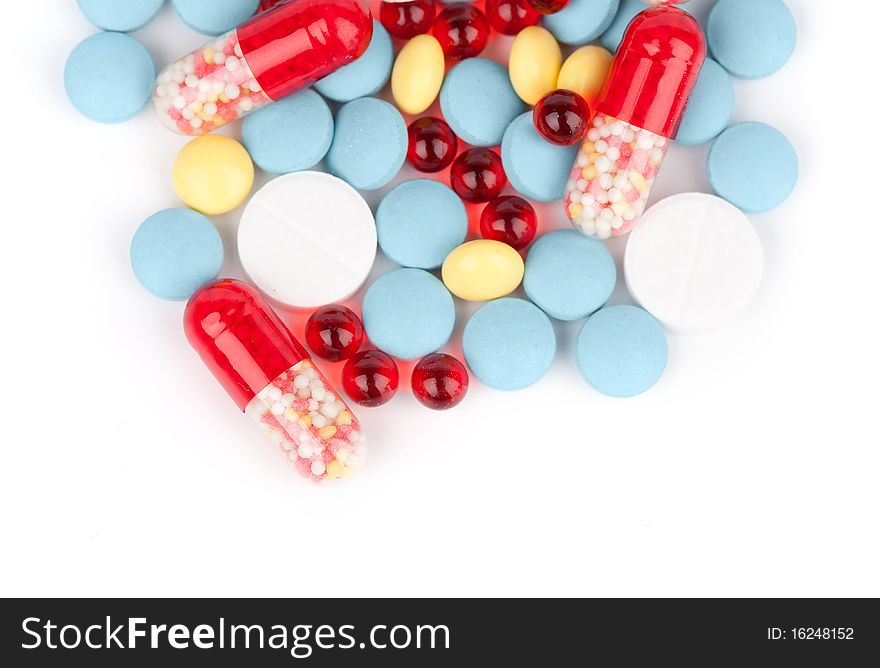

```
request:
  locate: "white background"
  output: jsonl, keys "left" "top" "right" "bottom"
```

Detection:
{"left": 2, "top": 0, "right": 877, "bottom": 598}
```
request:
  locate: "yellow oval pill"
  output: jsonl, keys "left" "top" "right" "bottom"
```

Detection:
{"left": 172, "top": 135, "right": 254, "bottom": 215}
{"left": 509, "top": 26, "right": 562, "bottom": 105}
{"left": 391, "top": 34, "right": 445, "bottom": 115}
{"left": 557, "top": 45, "right": 613, "bottom": 102}
{"left": 442, "top": 240, "right": 524, "bottom": 302}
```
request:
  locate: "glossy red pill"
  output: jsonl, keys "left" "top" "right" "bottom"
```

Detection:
{"left": 379, "top": 0, "right": 436, "bottom": 40}
{"left": 411, "top": 353, "right": 469, "bottom": 410}
{"left": 450, "top": 148, "right": 507, "bottom": 203}
{"left": 432, "top": 3, "right": 490, "bottom": 59}
{"left": 305, "top": 305, "right": 365, "bottom": 362}
{"left": 342, "top": 350, "right": 400, "bottom": 407}
{"left": 525, "top": 0, "right": 570, "bottom": 15}
{"left": 485, "top": 0, "right": 540, "bottom": 35}
{"left": 480, "top": 195, "right": 538, "bottom": 250}
{"left": 407, "top": 117, "right": 458, "bottom": 173}
{"left": 533, "top": 89, "right": 592, "bottom": 146}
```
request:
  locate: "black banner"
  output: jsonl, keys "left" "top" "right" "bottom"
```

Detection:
{"left": 1, "top": 598, "right": 876, "bottom": 665}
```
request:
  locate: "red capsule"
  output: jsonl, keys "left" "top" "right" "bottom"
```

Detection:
{"left": 407, "top": 117, "right": 458, "bottom": 173}
{"left": 305, "top": 305, "right": 365, "bottom": 362}
{"left": 184, "top": 279, "right": 366, "bottom": 483}
{"left": 564, "top": 5, "right": 706, "bottom": 239}
{"left": 480, "top": 195, "right": 537, "bottom": 250}
{"left": 533, "top": 89, "right": 591, "bottom": 146}
{"left": 343, "top": 350, "right": 400, "bottom": 407}
{"left": 379, "top": 0, "right": 436, "bottom": 40}
{"left": 485, "top": 0, "right": 540, "bottom": 35}
{"left": 450, "top": 148, "right": 507, "bottom": 203}
{"left": 432, "top": 3, "right": 490, "bottom": 60}
{"left": 525, "top": 0, "right": 570, "bottom": 15}
{"left": 154, "top": 0, "right": 373, "bottom": 135}
{"left": 411, "top": 353, "right": 469, "bottom": 410}
{"left": 598, "top": 5, "right": 706, "bottom": 139}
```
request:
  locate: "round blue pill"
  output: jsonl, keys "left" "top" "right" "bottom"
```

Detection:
{"left": 707, "top": 0, "right": 796, "bottom": 79}
{"left": 326, "top": 97, "right": 407, "bottom": 191}
{"left": 77, "top": 0, "right": 165, "bottom": 32}
{"left": 172, "top": 0, "right": 259, "bottom": 36}
{"left": 576, "top": 305, "right": 667, "bottom": 398}
{"left": 440, "top": 58, "right": 524, "bottom": 147}
{"left": 314, "top": 20, "right": 393, "bottom": 103}
{"left": 501, "top": 112, "right": 578, "bottom": 202}
{"left": 377, "top": 180, "right": 467, "bottom": 270}
{"left": 543, "top": 0, "right": 619, "bottom": 47}
{"left": 707, "top": 122, "right": 798, "bottom": 213}
{"left": 524, "top": 230, "right": 616, "bottom": 321}
{"left": 675, "top": 58, "right": 735, "bottom": 147}
{"left": 64, "top": 32, "right": 156, "bottom": 124}
{"left": 362, "top": 269, "right": 456, "bottom": 360}
{"left": 242, "top": 90, "right": 333, "bottom": 174}
{"left": 463, "top": 298, "right": 556, "bottom": 391}
{"left": 131, "top": 208, "right": 224, "bottom": 301}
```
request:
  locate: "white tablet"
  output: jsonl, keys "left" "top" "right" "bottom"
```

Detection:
{"left": 624, "top": 193, "right": 764, "bottom": 332}
{"left": 238, "top": 172, "right": 377, "bottom": 309}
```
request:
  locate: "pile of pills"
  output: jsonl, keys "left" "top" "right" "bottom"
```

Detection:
{"left": 65, "top": 0, "right": 800, "bottom": 484}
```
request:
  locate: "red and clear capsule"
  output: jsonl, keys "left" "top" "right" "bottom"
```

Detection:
{"left": 153, "top": 0, "right": 372, "bottom": 135}
{"left": 185, "top": 279, "right": 367, "bottom": 484}
{"left": 564, "top": 5, "right": 705, "bottom": 239}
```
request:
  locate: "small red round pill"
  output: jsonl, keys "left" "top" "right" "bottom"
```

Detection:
{"left": 432, "top": 3, "right": 490, "bottom": 60}
{"left": 305, "top": 305, "right": 365, "bottom": 362}
{"left": 450, "top": 148, "right": 507, "bottom": 203}
{"left": 342, "top": 350, "right": 400, "bottom": 407}
{"left": 411, "top": 353, "right": 469, "bottom": 410}
{"left": 485, "top": 0, "right": 540, "bottom": 35}
{"left": 480, "top": 195, "right": 538, "bottom": 250}
{"left": 407, "top": 117, "right": 458, "bottom": 173}
{"left": 379, "top": 0, "right": 436, "bottom": 40}
{"left": 525, "top": 0, "right": 570, "bottom": 15}
{"left": 533, "top": 89, "right": 592, "bottom": 146}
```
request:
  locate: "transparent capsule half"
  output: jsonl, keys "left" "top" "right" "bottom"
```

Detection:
{"left": 152, "top": 30, "right": 271, "bottom": 136}
{"left": 564, "top": 113, "right": 667, "bottom": 240}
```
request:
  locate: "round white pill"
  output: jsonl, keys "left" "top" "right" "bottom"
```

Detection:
{"left": 238, "top": 172, "right": 377, "bottom": 309}
{"left": 624, "top": 193, "right": 764, "bottom": 332}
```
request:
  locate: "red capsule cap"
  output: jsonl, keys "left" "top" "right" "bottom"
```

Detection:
{"left": 596, "top": 6, "right": 706, "bottom": 139}
{"left": 237, "top": 0, "right": 373, "bottom": 101}
{"left": 184, "top": 279, "right": 309, "bottom": 412}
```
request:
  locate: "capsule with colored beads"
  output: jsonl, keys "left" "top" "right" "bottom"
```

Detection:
{"left": 185, "top": 279, "right": 366, "bottom": 483}
{"left": 153, "top": 0, "right": 372, "bottom": 135}
{"left": 564, "top": 5, "right": 705, "bottom": 239}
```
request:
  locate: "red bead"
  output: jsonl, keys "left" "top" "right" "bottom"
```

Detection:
{"left": 533, "top": 89, "right": 591, "bottom": 146}
{"left": 525, "top": 0, "right": 570, "bottom": 15}
{"left": 450, "top": 148, "right": 507, "bottom": 203}
{"left": 432, "top": 3, "right": 490, "bottom": 60}
{"left": 379, "top": 0, "right": 436, "bottom": 40}
{"left": 305, "top": 305, "right": 365, "bottom": 362}
{"left": 480, "top": 195, "right": 538, "bottom": 250}
{"left": 485, "top": 0, "right": 540, "bottom": 35}
{"left": 342, "top": 350, "right": 399, "bottom": 407}
{"left": 407, "top": 117, "right": 458, "bottom": 173}
{"left": 411, "top": 353, "right": 469, "bottom": 410}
